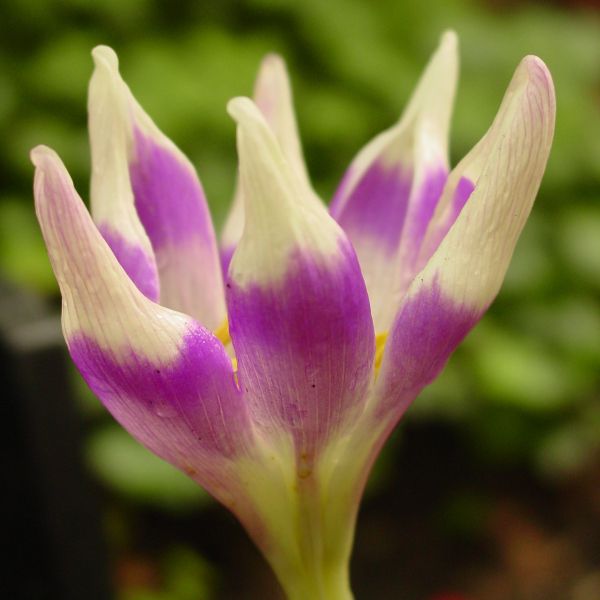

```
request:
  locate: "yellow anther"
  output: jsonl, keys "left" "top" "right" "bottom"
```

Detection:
{"left": 214, "top": 319, "right": 237, "bottom": 378}
{"left": 375, "top": 332, "right": 388, "bottom": 373}
{"left": 214, "top": 318, "right": 231, "bottom": 346}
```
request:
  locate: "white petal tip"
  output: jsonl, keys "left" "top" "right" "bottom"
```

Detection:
{"left": 255, "top": 54, "right": 289, "bottom": 98}
{"left": 92, "top": 45, "right": 119, "bottom": 70}
{"left": 521, "top": 55, "right": 553, "bottom": 88}
{"left": 227, "top": 96, "right": 265, "bottom": 128}
{"left": 260, "top": 52, "right": 285, "bottom": 70}
{"left": 439, "top": 30, "right": 458, "bottom": 50}
{"left": 30, "top": 145, "right": 59, "bottom": 169}
{"left": 434, "top": 30, "right": 458, "bottom": 67}
{"left": 509, "top": 55, "right": 555, "bottom": 114}
{"left": 521, "top": 54, "right": 548, "bottom": 71}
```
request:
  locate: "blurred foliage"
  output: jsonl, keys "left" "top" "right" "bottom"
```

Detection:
{"left": 119, "top": 546, "right": 217, "bottom": 600}
{"left": 87, "top": 425, "right": 209, "bottom": 510}
{"left": 1, "top": 0, "right": 599, "bottom": 593}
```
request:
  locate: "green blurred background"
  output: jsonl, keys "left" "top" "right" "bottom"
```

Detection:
{"left": 2, "top": 0, "right": 599, "bottom": 598}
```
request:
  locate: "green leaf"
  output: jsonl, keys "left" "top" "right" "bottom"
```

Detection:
{"left": 467, "top": 322, "right": 587, "bottom": 412}
{"left": 86, "top": 425, "right": 210, "bottom": 511}
{"left": 0, "top": 197, "right": 58, "bottom": 294}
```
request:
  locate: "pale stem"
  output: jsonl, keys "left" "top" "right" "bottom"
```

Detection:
{"left": 269, "top": 472, "right": 356, "bottom": 600}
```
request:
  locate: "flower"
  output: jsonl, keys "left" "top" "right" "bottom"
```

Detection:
{"left": 32, "top": 32, "right": 555, "bottom": 600}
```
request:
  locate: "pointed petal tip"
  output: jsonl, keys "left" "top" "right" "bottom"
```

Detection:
{"left": 439, "top": 29, "right": 458, "bottom": 50}
{"left": 30, "top": 144, "right": 58, "bottom": 169}
{"left": 394, "top": 28, "right": 458, "bottom": 131}
{"left": 255, "top": 53, "right": 289, "bottom": 94}
{"left": 31, "top": 146, "right": 61, "bottom": 214}
{"left": 227, "top": 97, "right": 276, "bottom": 148}
{"left": 509, "top": 55, "right": 555, "bottom": 128}
{"left": 91, "top": 45, "right": 119, "bottom": 70}
{"left": 226, "top": 94, "right": 291, "bottom": 217}
{"left": 434, "top": 29, "right": 458, "bottom": 69}
{"left": 521, "top": 54, "right": 549, "bottom": 72}
{"left": 521, "top": 55, "right": 554, "bottom": 92}
{"left": 227, "top": 96, "right": 263, "bottom": 125}
{"left": 31, "top": 147, "right": 73, "bottom": 211}
{"left": 260, "top": 52, "right": 285, "bottom": 69}
{"left": 89, "top": 46, "right": 123, "bottom": 107}
{"left": 513, "top": 55, "right": 553, "bottom": 90}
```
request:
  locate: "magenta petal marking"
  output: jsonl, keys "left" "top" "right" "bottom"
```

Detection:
{"left": 128, "top": 128, "right": 224, "bottom": 327}
{"left": 68, "top": 326, "right": 250, "bottom": 462}
{"left": 404, "top": 167, "right": 448, "bottom": 255}
{"left": 376, "top": 282, "right": 481, "bottom": 421}
{"left": 331, "top": 163, "right": 413, "bottom": 254}
{"left": 331, "top": 161, "right": 451, "bottom": 331}
{"left": 220, "top": 245, "right": 235, "bottom": 276}
{"left": 417, "top": 176, "right": 475, "bottom": 270}
{"left": 97, "top": 224, "right": 159, "bottom": 301}
{"left": 227, "top": 243, "right": 375, "bottom": 455}
{"left": 331, "top": 162, "right": 449, "bottom": 259}
{"left": 451, "top": 177, "right": 475, "bottom": 220}
{"left": 434, "top": 176, "right": 475, "bottom": 244}
{"left": 130, "top": 130, "right": 215, "bottom": 250}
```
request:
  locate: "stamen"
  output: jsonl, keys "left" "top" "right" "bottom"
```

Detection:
{"left": 375, "top": 332, "right": 388, "bottom": 372}
{"left": 214, "top": 318, "right": 232, "bottom": 346}
{"left": 214, "top": 319, "right": 237, "bottom": 375}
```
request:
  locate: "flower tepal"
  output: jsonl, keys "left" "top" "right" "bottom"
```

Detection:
{"left": 32, "top": 32, "right": 555, "bottom": 600}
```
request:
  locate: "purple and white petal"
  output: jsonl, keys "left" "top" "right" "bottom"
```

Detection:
{"left": 221, "top": 53, "right": 311, "bottom": 273}
{"left": 371, "top": 56, "right": 555, "bottom": 430}
{"left": 254, "top": 54, "right": 310, "bottom": 185}
{"left": 32, "top": 146, "right": 254, "bottom": 492}
{"left": 226, "top": 98, "right": 375, "bottom": 462}
{"left": 415, "top": 175, "right": 475, "bottom": 271}
{"left": 88, "top": 48, "right": 159, "bottom": 301}
{"left": 330, "top": 31, "right": 458, "bottom": 333}
{"left": 91, "top": 46, "right": 225, "bottom": 330}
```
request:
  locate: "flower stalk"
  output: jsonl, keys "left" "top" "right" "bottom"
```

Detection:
{"left": 270, "top": 474, "right": 354, "bottom": 600}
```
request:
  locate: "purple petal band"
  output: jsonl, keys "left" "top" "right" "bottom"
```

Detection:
{"left": 68, "top": 325, "right": 251, "bottom": 464}
{"left": 331, "top": 163, "right": 412, "bottom": 255}
{"left": 227, "top": 242, "right": 375, "bottom": 459}
{"left": 130, "top": 129, "right": 225, "bottom": 327}
{"left": 416, "top": 176, "right": 475, "bottom": 270}
{"left": 220, "top": 244, "right": 235, "bottom": 276}
{"left": 130, "top": 130, "right": 215, "bottom": 250}
{"left": 400, "top": 166, "right": 448, "bottom": 266}
{"left": 97, "top": 223, "right": 159, "bottom": 301}
{"left": 375, "top": 281, "right": 481, "bottom": 422}
{"left": 331, "top": 160, "right": 452, "bottom": 331}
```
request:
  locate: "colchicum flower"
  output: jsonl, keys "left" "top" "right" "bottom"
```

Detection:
{"left": 32, "top": 32, "right": 555, "bottom": 600}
